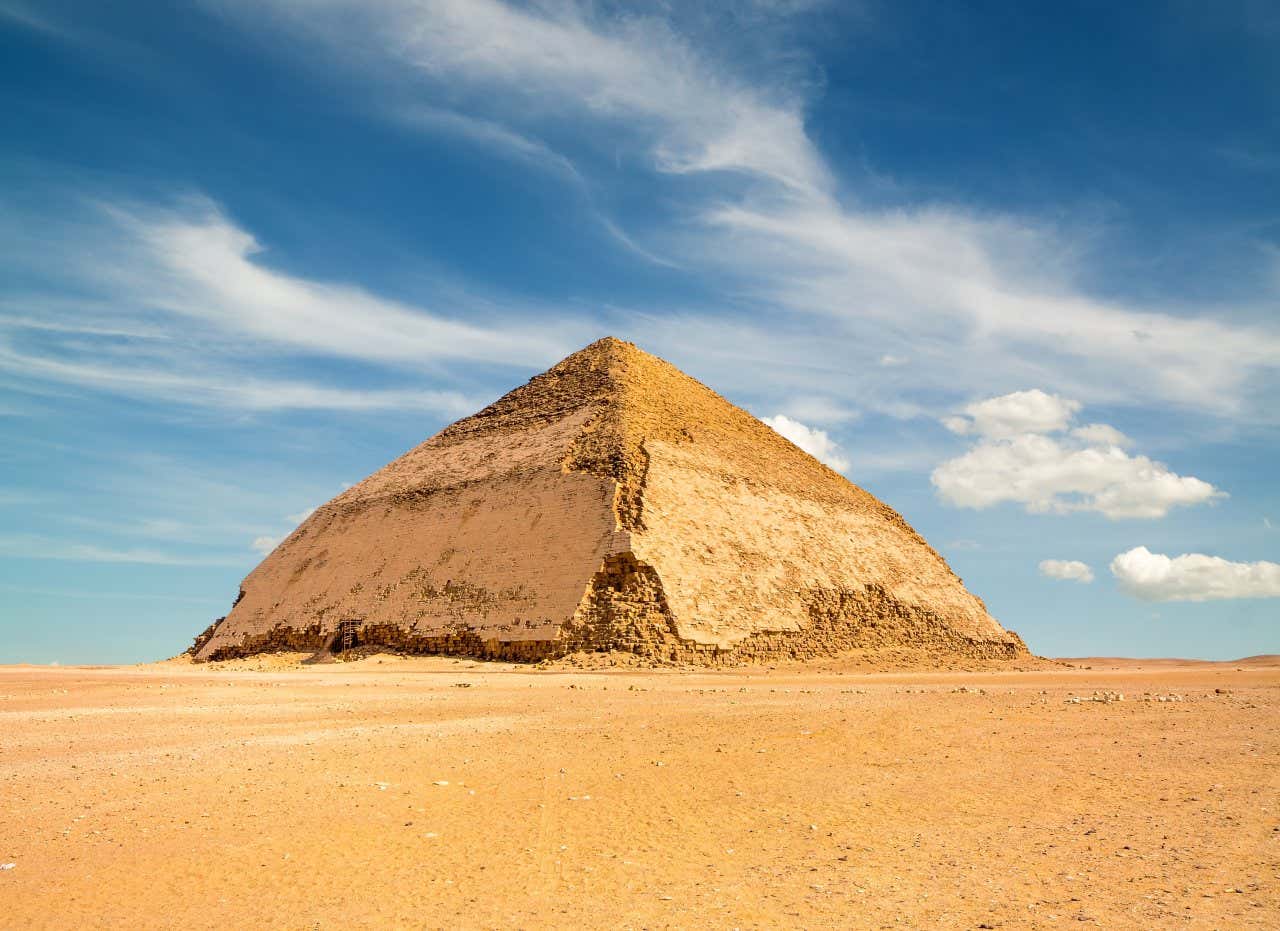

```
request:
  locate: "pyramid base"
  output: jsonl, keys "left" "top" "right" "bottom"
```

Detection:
{"left": 193, "top": 553, "right": 1026, "bottom": 666}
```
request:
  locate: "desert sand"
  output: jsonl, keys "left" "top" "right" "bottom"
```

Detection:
{"left": 1, "top": 657, "right": 1275, "bottom": 929}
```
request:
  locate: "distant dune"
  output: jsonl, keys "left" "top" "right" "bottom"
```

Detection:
{"left": 1055, "top": 655, "right": 1279, "bottom": 668}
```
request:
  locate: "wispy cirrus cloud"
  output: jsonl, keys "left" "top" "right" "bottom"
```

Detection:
{"left": 0, "top": 193, "right": 578, "bottom": 412}
{"left": 212, "top": 0, "right": 1280, "bottom": 424}
{"left": 0, "top": 581, "right": 226, "bottom": 604}
{"left": 0, "top": 533, "right": 245, "bottom": 566}
{"left": 9, "top": 0, "right": 1280, "bottom": 447}
{"left": 696, "top": 200, "right": 1280, "bottom": 416}
{"left": 394, "top": 105, "right": 582, "bottom": 182}
{"left": 776, "top": 395, "right": 859, "bottom": 425}
{"left": 100, "top": 197, "right": 569, "bottom": 367}
{"left": 0, "top": 338, "right": 479, "bottom": 412}
{"left": 397, "top": 104, "right": 683, "bottom": 270}
{"left": 285, "top": 0, "right": 831, "bottom": 195}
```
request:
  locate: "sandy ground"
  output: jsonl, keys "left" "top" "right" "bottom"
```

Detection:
{"left": 1, "top": 657, "right": 1276, "bottom": 929}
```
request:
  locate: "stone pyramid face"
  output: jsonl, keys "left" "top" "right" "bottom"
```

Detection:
{"left": 193, "top": 338, "right": 1027, "bottom": 663}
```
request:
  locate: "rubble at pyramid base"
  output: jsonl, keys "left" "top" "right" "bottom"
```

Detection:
{"left": 194, "top": 555, "right": 1026, "bottom": 666}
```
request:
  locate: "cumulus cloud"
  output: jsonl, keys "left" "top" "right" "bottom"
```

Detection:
{"left": 1039, "top": 559, "right": 1095, "bottom": 583}
{"left": 1070, "top": 423, "right": 1132, "bottom": 448}
{"left": 932, "top": 390, "right": 1224, "bottom": 519}
{"left": 762, "top": 414, "right": 850, "bottom": 471}
{"left": 1111, "top": 546, "right": 1280, "bottom": 601}
{"left": 946, "top": 389, "right": 1081, "bottom": 439}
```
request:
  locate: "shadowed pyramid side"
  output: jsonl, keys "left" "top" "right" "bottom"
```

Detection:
{"left": 194, "top": 363, "right": 634, "bottom": 661}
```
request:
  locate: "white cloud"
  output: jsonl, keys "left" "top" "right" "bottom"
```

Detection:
{"left": 0, "top": 339, "right": 478, "bottom": 413}
{"left": 699, "top": 201, "right": 1280, "bottom": 418}
{"left": 0, "top": 1, "right": 93, "bottom": 42}
{"left": 1070, "top": 423, "right": 1132, "bottom": 448}
{"left": 250, "top": 535, "right": 280, "bottom": 555}
{"left": 1111, "top": 546, "right": 1280, "bottom": 601}
{"left": 105, "top": 197, "right": 567, "bottom": 367}
{"left": 247, "top": 0, "right": 828, "bottom": 196}
{"left": 61, "top": 515, "right": 197, "bottom": 542}
{"left": 31, "top": 450, "right": 344, "bottom": 562}
{"left": 1039, "top": 559, "right": 1095, "bottom": 583}
{"left": 933, "top": 432, "right": 1222, "bottom": 519}
{"left": 0, "top": 194, "right": 576, "bottom": 413}
{"left": 597, "top": 217, "right": 683, "bottom": 269}
{"left": 260, "top": 0, "right": 1279, "bottom": 419}
{"left": 932, "top": 391, "right": 1224, "bottom": 519}
{"left": 762, "top": 414, "right": 850, "bottom": 471}
{"left": 395, "top": 105, "right": 581, "bottom": 182}
{"left": 947, "top": 389, "right": 1081, "bottom": 439}
{"left": 19, "top": 0, "right": 1280, "bottom": 432}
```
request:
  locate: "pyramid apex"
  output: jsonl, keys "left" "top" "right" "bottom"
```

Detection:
{"left": 573, "top": 335, "right": 642, "bottom": 359}
{"left": 542, "top": 336, "right": 664, "bottom": 383}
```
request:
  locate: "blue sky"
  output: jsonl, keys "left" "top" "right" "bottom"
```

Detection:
{"left": 1, "top": 0, "right": 1277, "bottom": 663}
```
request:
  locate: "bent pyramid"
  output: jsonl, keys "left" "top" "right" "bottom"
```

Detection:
{"left": 193, "top": 338, "right": 1027, "bottom": 663}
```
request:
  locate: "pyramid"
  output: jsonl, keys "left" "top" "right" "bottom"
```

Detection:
{"left": 192, "top": 338, "right": 1028, "bottom": 664}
